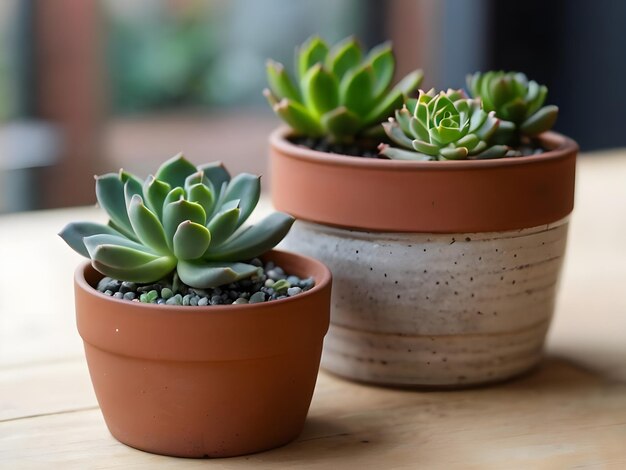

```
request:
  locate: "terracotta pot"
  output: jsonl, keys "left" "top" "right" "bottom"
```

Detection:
{"left": 74, "top": 250, "right": 332, "bottom": 458}
{"left": 270, "top": 127, "right": 577, "bottom": 387}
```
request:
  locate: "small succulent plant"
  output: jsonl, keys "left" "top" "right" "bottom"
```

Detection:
{"left": 60, "top": 154, "right": 294, "bottom": 289}
{"left": 379, "top": 89, "right": 508, "bottom": 161}
{"left": 466, "top": 71, "right": 558, "bottom": 145}
{"left": 264, "top": 36, "right": 423, "bottom": 143}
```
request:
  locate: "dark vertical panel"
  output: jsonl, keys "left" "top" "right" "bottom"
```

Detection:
{"left": 488, "top": 0, "right": 626, "bottom": 150}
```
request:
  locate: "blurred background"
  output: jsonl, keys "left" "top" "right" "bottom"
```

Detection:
{"left": 0, "top": 0, "right": 624, "bottom": 213}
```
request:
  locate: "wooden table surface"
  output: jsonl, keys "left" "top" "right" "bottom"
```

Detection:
{"left": 1, "top": 152, "right": 625, "bottom": 469}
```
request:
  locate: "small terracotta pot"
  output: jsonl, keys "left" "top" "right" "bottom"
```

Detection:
{"left": 74, "top": 250, "right": 331, "bottom": 458}
{"left": 269, "top": 128, "right": 577, "bottom": 387}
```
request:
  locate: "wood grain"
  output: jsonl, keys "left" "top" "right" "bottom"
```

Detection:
{"left": 1, "top": 153, "right": 625, "bottom": 468}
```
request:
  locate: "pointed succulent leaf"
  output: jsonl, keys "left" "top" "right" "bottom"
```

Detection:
{"left": 273, "top": 99, "right": 324, "bottom": 136}
{"left": 409, "top": 115, "right": 430, "bottom": 142}
{"left": 266, "top": 59, "right": 301, "bottom": 102}
{"left": 339, "top": 63, "right": 374, "bottom": 116}
{"left": 206, "top": 206, "right": 241, "bottom": 249}
{"left": 520, "top": 105, "right": 559, "bottom": 136}
{"left": 143, "top": 175, "right": 170, "bottom": 220}
{"left": 58, "top": 222, "right": 123, "bottom": 258}
{"left": 205, "top": 212, "right": 294, "bottom": 261}
{"left": 91, "top": 243, "right": 165, "bottom": 270}
{"left": 394, "top": 107, "right": 413, "bottom": 135}
{"left": 456, "top": 133, "right": 480, "bottom": 151}
{"left": 412, "top": 139, "right": 440, "bottom": 156}
{"left": 128, "top": 195, "right": 170, "bottom": 255}
{"left": 474, "top": 145, "right": 509, "bottom": 159}
{"left": 475, "top": 112, "right": 500, "bottom": 141}
{"left": 382, "top": 121, "right": 414, "bottom": 149}
{"left": 163, "top": 186, "right": 185, "bottom": 208}
{"left": 366, "top": 41, "right": 395, "bottom": 99}
{"left": 326, "top": 36, "right": 362, "bottom": 78}
{"left": 302, "top": 63, "right": 339, "bottom": 117}
{"left": 187, "top": 183, "right": 215, "bottom": 218}
{"left": 120, "top": 170, "right": 144, "bottom": 207}
{"left": 184, "top": 170, "right": 210, "bottom": 192}
{"left": 501, "top": 98, "right": 529, "bottom": 124}
{"left": 173, "top": 221, "right": 211, "bottom": 260}
{"left": 155, "top": 153, "right": 197, "bottom": 189}
{"left": 297, "top": 36, "right": 329, "bottom": 79}
{"left": 83, "top": 233, "right": 152, "bottom": 259}
{"left": 378, "top": 144, "right": 434, "bottom": 161}
{"left": 196, "top": 161, "right": 231, "bottom": 193}
{"left": 321, "top": 106, "right": 361, "bottom": 140}
{"left": 220, "top": 173, "right": 260, "bottom": 230}
{"left": 162, "top": 199, "right": 206, "bottom": 249}
{"left": 95, "top": 173, "right": 135, "bottom": 239}
{"left": 177, "top": 260, "right": 259, "bottom": 289}
{"left": 526, "top": 84, "right": 548, "bottom": 117}
{"left": 440, "top": 147, "right": 469, "bottom": 160}
{"left": 263, "top": 88, "right": 279, "bottom": 108}
{"left": 92, "top": 255, "right": 176, "bottom": 285}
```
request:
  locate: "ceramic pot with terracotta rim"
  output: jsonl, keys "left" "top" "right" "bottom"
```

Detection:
{"left": 269, "top": 127, "right": 577, "bottom": 388}
{"left": 74, "top": 250, "right": 331, "bottom": 458}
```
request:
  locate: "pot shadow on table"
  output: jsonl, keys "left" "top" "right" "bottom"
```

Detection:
{"left": 248, "top": 355, "right": 626, "bottom": 466}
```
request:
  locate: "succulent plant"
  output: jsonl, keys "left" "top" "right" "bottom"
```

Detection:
{"left": 466, "top": 71, "right": 558, "bottom": 145}
{"left": 60, "top": 154, "right": 294, "bottom": 289}
{"left": 264, "top": 36, "right": 424, "bottom": 143}
{"left": 379, "top": 89, "right": 508, "bottom": 161}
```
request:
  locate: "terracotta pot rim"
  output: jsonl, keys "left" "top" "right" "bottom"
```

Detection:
{"left": 269, "top": 126, "right": 579, "bottom": 170}
{"left": 75, "top": 249, "right": 332, "bottom": 316}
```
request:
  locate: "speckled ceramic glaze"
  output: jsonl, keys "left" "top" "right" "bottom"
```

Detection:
{"left": 270, "top": 128, "right": 577, "bottom": 387}
{"left": 282, "top": 220, "right": 568, "bottom": 386}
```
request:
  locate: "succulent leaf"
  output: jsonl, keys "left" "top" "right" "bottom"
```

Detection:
{"left": 172, "top": 221, "right": 211, "bottom": 260}
{"left": 196, "top": 161, "right": 231, "bottom": 192}
{"left": 205, "top": 212, "right": 294, "bottom": 262}
{"left": 92, "top": 256, "right": 176, "bottom": 284}
{"left": 267, "top": 37, "right": 423, "bottom": 143}
{"left": 220, "top": 173, "right": 260, "bottom": 229}
{"left": 206, "top": 205, "right": 241, "bottom": 248}
{"left": 61, "top": 158, "right": 294, "bottom": 289}
{"left": 162, "top": 199, "right": 206, "bottom": 248}
{"left": 326, "top": 37, "right": 362, "bottom": 79}
{"left": 177, "top": 260, "right": 259, "bottom": 289}
{"left": 59, "top": 222, "right": 123, "bottom": 258}
{"left": 381, "top": 89, "right": 508, "bottom": 161}
{"left": 302, "top": 63, "right": 339, "bottom": 117}
{"left": 266, "top": 59, "right": 301, "bottom": 102}
{"left": 128, "top": 195, "right": 170, "bottom": 255}
{"left": 367, "top": 41, "right": 395, "bottom": 99}
{"left": 297, "top": 36, "right": 329, "bottom": 79}
{"left": 120, "top": 170, "right": 144, "bottom": 207}
{"left": 340, "top": 63, "right": 374, "bottom": 116}
{"left": 273, "top": 99, "right": 324, "bottom": 136}
{"left": 155, "top": 153, "right": 197, "bottom": 189}
{"left": 520, "top": 105, "right": 559, "bottom": 136}
{"left": 467, "top": 71, "right": 557, "bottom": 144}
{"left": 143, "top": 175, "right": 171, "bottom": 220}
{"left": 321, "top": 106, "right": 361, "bottom": 139}
{"left": 95, "top": 173, "right": 136, "bottom": 240}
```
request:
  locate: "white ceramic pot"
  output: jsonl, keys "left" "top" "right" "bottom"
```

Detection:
{"left": 282, "top": 218, "right": 569, "bottom": 387}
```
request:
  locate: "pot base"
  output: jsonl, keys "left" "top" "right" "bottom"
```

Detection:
{"left": 282, "top": 219, "right": 568, "bottom": 388}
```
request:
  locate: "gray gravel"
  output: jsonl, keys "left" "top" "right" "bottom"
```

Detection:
{"left": 95, "top": 258, "right": 315, "bottom": 306}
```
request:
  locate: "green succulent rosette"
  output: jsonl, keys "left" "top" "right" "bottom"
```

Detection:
{"left": 60, "top": 154, "right": 294, "bottom": 288}
{"left": 379, "top": 89, "right": 508, "bottom": 161}
{"left": 466, "top": 71, "right": 558, "bottom": 145}
{"left": 264, "top": 36, "right": 423, "bottom": 143}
